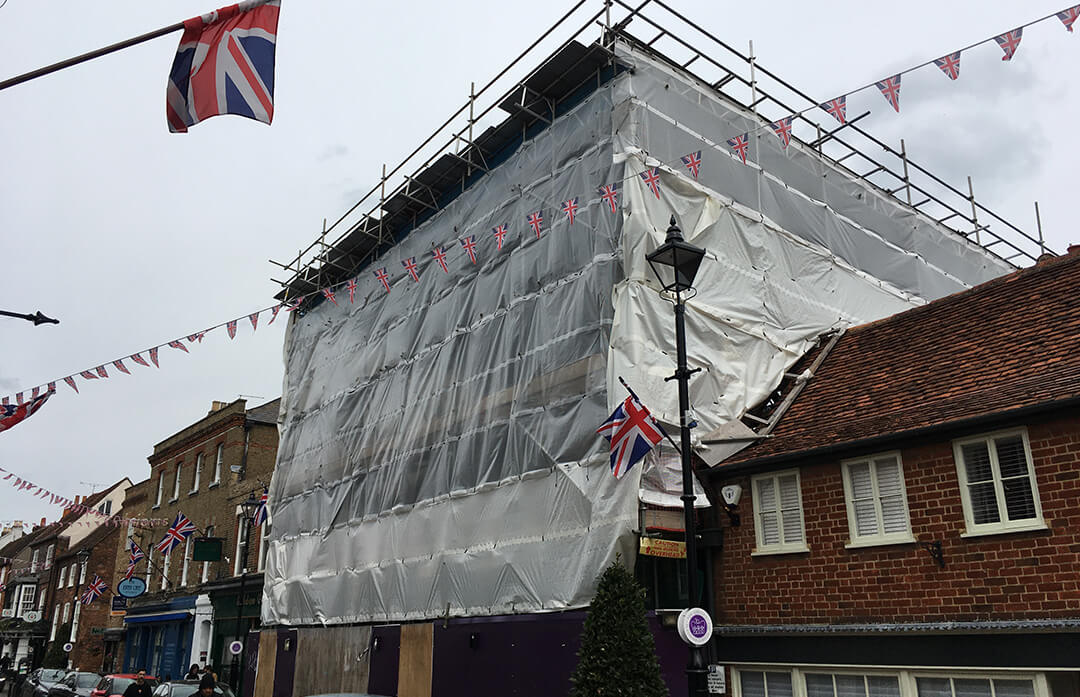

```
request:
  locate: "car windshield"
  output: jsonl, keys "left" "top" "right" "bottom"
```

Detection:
{"left": 164, "top": 682, "right": 235, "bottom": 697}
{"left": 113, "top": 678, "right": 159, "bottom": 693}
{"left": 76, "top": 674, "right": 101, "bottom": 688}
{"left": 40, "top": 670, "right": 67, "bottom": 683}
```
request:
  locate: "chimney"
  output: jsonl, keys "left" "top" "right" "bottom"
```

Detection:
{"left": 40, "top": 517, "right": 46, "bottom": 527}
{"left": 210, "top": 401, "right": 228, "bottom": 414}
{"left": 1068, "top": 244, "right": 1080, "bottom": 257}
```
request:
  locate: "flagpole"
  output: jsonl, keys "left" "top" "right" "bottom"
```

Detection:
{"left": 0, "top": 21, "right": 185, "bottom": 92}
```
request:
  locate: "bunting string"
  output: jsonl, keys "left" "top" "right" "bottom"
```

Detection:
{"left": 0, "top": 466, "right": 168, "bottom": 528}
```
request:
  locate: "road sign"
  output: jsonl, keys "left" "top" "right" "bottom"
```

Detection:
{"left": 228, "top": 641, "right": 243, "bottom": 656}
{"left": 676, "top": 607, "right": 713, "bottom": 647}
{"left": 62, "top": 643, "right": 73, "bottom": 653}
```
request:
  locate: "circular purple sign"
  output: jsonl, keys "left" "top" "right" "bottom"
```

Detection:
{"left": 688, "top": 613, "right": 709, "bottom": 638}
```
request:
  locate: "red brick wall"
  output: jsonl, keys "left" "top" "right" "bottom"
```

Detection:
{"left": 714, "top": 411, "right": 1080, "bottom": 625}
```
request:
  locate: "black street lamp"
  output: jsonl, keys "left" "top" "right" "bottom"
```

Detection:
{"left": 645, "top": 216, "right": 708, "bottom": 697}
{"left": 0, "top": 310, "right": 59, "bottom": 326}
{"left": 231, "top": 492, "right": 261, "bottom": 695}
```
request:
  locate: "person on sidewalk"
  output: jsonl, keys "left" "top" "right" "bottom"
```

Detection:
{"left": 122, "top": 670, "right": 153, "bottom": 697}
{"left": 189, "top": 674, "right": 215, "bottom": 697}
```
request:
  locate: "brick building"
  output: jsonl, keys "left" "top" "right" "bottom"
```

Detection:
{"left": 52, "top": 523, "right": 123, "bottom": 672}
{"left": 120, "top": 398, "right": 279, "bottom": 693}
{"left": 706, "top": 250, "right": 1080, "bottom": 696}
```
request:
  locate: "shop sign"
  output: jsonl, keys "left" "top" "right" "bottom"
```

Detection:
{"left": 117, "top": 577, "right": 147, "bottom": 598}
{"left": 638, "top": 537, "right": 686, "bottom": 559}
{"left": 110, "top": 596, "right": 127, "bottom": 617}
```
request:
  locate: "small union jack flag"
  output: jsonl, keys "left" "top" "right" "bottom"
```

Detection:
{"left": 820, "top": 96, "right": 847, "bottom": 125}
{"left": 771, "top": 117, "right": 793, "bottom": 148}
{"left": 168, "top": 340, "right": 189, "bottom": 353}
{"left": 681, "top": 151, "right": 702, "bottom": 178}
{"left": 640, "top": 168, "right": 662, "bottom": 198}
{"left": 562, "top": 198, "right": 579, "bottom": 225}
{"left": 249, "top": 312, "right": 260, "bottom": 330}
{"left": 80, "top": 575, "right": 108, "bottom": 605}
{"left": 156, "top": 512, "right": 198, "bottom": 555}
{"left": 63, "top": 376, "right": 79, "bottom": 393}
{"left": 124, "top": 539, "right": 145, "bottom": 581}
{"left": 268, "top": 304, "right": 283, "bottom": 324}
{"left": 149, "top": 347, "right": 160, "bottom": 367}
{"left": 402, "top": 257, "right": 420, "bottom": 282}
{"left": 934, "top": 52, "right": 961, "bottom": 80}
{"left": 31, "top": 387, "right": 39, "bottom": 400}
{"left": 461, "top": 236, "right": 478, "bottom": 264}
{"left": 253, "top": 488, "right": 269, "bottom": 527}
{"left": 599, "top": 184, "right": 619, "bottom": 214}
{"left": 527, "top": 211, "right": 544, "bottom": 238}
{"left": 321, "top": 288, "right": 338, "bottom": 306}
{"left": 227, "top": 319, "right": 239, "bottom": 338}
{"left": 492, "top": 224, "right": 508, "bottom": 250}
{"left": 346, "top": 279, "right": 357, "bottom": 303}
{"left": 876, "top": 74, "right": 901, "bottom": 113}
{"left": 995, "top": 28, "right": 1022, "bottom": 61}
{"left": 187, "top": 332, "right": 205, "bottom": 343}
{"left": 433, "top": 247, "right": 449, "bottom": 273}
{"left": 285, "top": 298, "right": 302, "bottom": 313}
{"left": 375, "top": 267, "right": 390, "bottom": 293}
{"left": 113, "top": 359, "right": 131, "bottom": 376}
{"left": 79, "top": 370, "right": 98, "bottom": 381}
{"left": 597, "top": 393, "right": 666, "bottom": 480}
{"left": 95, "top": 366, "right": 109, "bottom": 379}
{"left": 1058, "top": 5, "right": 1080, "bottom": 32}
{"left": 727, "top": 134, "right": 750, "bottom": 165}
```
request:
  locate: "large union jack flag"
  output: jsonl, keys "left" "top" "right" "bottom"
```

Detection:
{"left": 596, "top": 394, "right": 665, "bottom": 479}
{"left": 253, "top": 488, "right": 270, "bottom": 527}
{"left": 0, "top": 389, "right": 53, "bottom": 435}
{"left": 124, "top": 538, "right": 146, "bottom": 581}
{"left": 156, "top": 512, "right": 198, "bottom": 555}
{"left": 80, "top": 575, "right": 108, "bottom": 606}
{"left": 167, "top": 0, "right": 281, "bottom": 133}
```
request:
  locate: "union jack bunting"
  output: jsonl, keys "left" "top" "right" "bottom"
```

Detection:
{"left": 492, "top": 224, "right": 508, "bottom": 250}
{"left": 599, "top": 184, "right": 619, "bottom": 214}
{"left": 402, "top": 257, "right": 420, "bottom": 282}
{"left": 268, "top": 303, "right": 283, "bottom": 324}
{"left": 125, "top": 539, "right": 145, "bottom": 581}
{"left": 321, "top": 288, "right": 337, "bottom": 306}
{"left": 0, "top": 390, "right": 53, "bottom": 435}
{"left": 253, "top": 488, "right": 269, "bottom": 527}
{"left": 727, "top": 134, "right": 749, "bottom": 165}
{"left": 640, "top": 168, "right": 662, "bottom": 198}
{"left": 346, "top": 279, "right": 357, "bottom": 303}
{"left": 80, "top": 575, "right": 108, "bottom": 605}
{"left": 249, "top": 312, "right": 259, "bottom": 330}
{"left": 168, "top": 340, "right": 189, "bottom": 353}
{"left": 167, "top": 0, "right": 281, "bottom": 133}
{"left": 771, "top": 117, "right": 793, "bottom": 148}
{"left": 1059, "top": 5, "right": 1080, "bottom": 32}
{"left": 14, "top": 393, "right": 22, "bottom": 406}
{"left": 375, "top": 267, "right": 390, "bottom": 293}
{"left": 149, "top": 347, "right": 160, "bottom": 368}
{"left": 95, "top": 366, "right": 108, "bottom": 379}
{"left": 562, "top": 198, "right": 579, "bottom": 225}
{"left": 226, "top": 319, "right": 238, "bottom": 338}
{"left": 31, "top": 387, "right": 39, "bottom": 400}
{"left": 285, "top": 298, "right": 302, "bottom": 312}
{"left": 527, "top": 211, "right": 544, "bottom": 238}
{"left": 681, "top": 151, "right": 701, "bottom": 178}
{"left": 112, "top": 359, "right": 131, "bottom": 376}
{"left": 187, "top": 332, "right": 206, "bottom": 343}
{"left": 461, "top": 236, "right": 478, "bottom": 264}
{"left": 433, "top": 247, "right": 449, "bottom": 273}
{"left": 876, "top": 74, "right": 901, "bottom": 113}
{"left": 596, "top": 393, "right": 665, "bottom": 480}
{"left": 64, "top": 377, "right": 79, "bottom": 393}
{"left": 155, "top": 512, "right": 198, "bottom": 554}
{"left": 79, "top": 370, "right": 98, "bottom": 381}
{"left": 994, "top": 28, "right": 1023, "bottom": 61}
{"left": 934, "top": 52, "right": 961, "bottom": 80}
{"left": 820, "top": 96, "right": 847, "bottom": 125}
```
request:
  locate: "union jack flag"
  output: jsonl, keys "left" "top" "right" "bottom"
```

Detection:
{"left": 252, "top": 488, "right": 269, "bottom": 527}
{"left": 727, "top": 134, "right": 749, "bottom": 165}
{"left": 149, "top": 347, "right": 160, "bottom": 367}
{"left": 112, "top": 359, "right": 131, "bottom": 376}
{"left": 820, "top": 96, "right": 847, "bottom": 125}
{"left": 187, "top": 332, "right": 206, "bottom": 343}
{"left": 492, "top": 224, "right": 508, "bottom": 250}
{"left": 375, "top": 267, "right": 390, "bottom": 293}
{"left": 0, "top": 390, "right": 53, "bottom": 435}
{"left": 876, "top": 74, "right": 901, "bottom": 113}
{"left": 934, "top": 52, "right": 961, "bottom": 80}
{"left": 227, "top": 319, "right": 239, "bottom": 337}
{"left": 527, "top": 211, "right": 544, "bottom": 238}
{"left": 641, "top": 168, "right": 662, "bottom": 198}
{"left": 402, "top": 257, "right": 420, "bottom": 282}
{"left": 80, "top": 575, "right": 108, "bottom": 605}
{"left": 168, "top": 340, "right": 189, "bottom": 353}
{"left": 321, "top": 288, "right": 337, "bottom": 306}
{"left": 64, "top": 376, "right": 78, "bottom": 394}
{"left": 268, "top": 304, "right": 283, "bottom": 324}
{"left": 771, "top": 117, "right": 793, "bottom": 148}
{"left": 346, "top": 279, "right": 357, "bottom": 303}
{"left": 166, "top": 0, "right": 281, "bottom": 133}
{"left": 156, "top": 512, "right": 198, "bottom": 555}
{"left": 249, "top": 312, "right": 260, "bottom": 330}
{"left": 681, "top": 151, "right": 702, "bottom": 178}
{"left": 1059, "top": 5, "right": 1080, "bottom": 32}
{"left": 433, "top": 247, "right": 449, "bottom": 273}
{"left": 599, "top": 184, "right": 619, "bottom": 214}
{"left": 124, "top": 539, "right": 146, "bottom": 581}
{"left": 995, "top": 28, "right": 1023, "bottom": 61}
{"left": 562, "top": 198, "right": 579, "bottom": 225}
{"left": 95, "top": 365, "right": 109, "bottom": 378}
{"left": 461, "top": 236, "right": 478, "bottom": 264}
{"left": 79, "top": 370, "right": 98, "bottom": 381}
{"left": 596, "top": 394, "right": 666, "bottom": 480}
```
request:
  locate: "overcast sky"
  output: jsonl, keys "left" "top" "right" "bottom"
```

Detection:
{"left": 1, "top": 0, "right": 1075, "bottom": 527}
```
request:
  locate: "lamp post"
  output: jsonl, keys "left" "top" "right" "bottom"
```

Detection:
{"left": 0, "top": 310, "right": 58, "bottom": 326}
{"left": 645, "top": 216, "right": 708, "bottom": 697}
{"left": 232, "top": 492, "right": 261, "bottom": 696}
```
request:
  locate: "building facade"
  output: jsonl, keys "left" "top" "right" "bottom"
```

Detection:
{"left": 707, "top": 250, "right": 1080, "bottom": 696}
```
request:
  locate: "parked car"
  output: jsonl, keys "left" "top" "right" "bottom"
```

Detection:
{"left": 90, "top": 674, "right": 159, "bottom": 697}
{"left": 19, "top": 669, "right": 70, "bottom": 697}
{"left": 47, "top": 672, "right": 102, "bottom": 697}
{"left": 150, "top": 681, "right": 235, "bottom": 697}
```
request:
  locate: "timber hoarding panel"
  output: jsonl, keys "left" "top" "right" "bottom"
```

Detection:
{"left": 253, "top": 629, "right": 277, "bottom": 697}
{"left": 398, "top": 623, "right": 433, "bottom": 697}
{"left": 294, "top": 626, "right": 372, "bottom": 695}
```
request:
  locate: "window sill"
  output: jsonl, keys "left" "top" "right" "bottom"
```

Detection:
{"left": 960, "top": 521, "right": 1049, "bottom": 539}
{"left": 751, "top": 545, "right": 810, "bottom": 557}
{"left": 208, "top": 481, "right": 221, "bottom": 489}
{"left": 188, "top": 489, "right": 199, "bottom": 496}
{"left": 844, "top": 535, "right": 916, "bottom": 550}
{"left": 168, "top": 497, "right": 179, "bottom": 504}
{"left": 151, "top": 505, "right": 160, "bottom": 510}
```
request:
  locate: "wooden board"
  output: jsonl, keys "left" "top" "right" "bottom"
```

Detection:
{"left": 397, "top": 623, "right": 433, "bottom": 697}
{"left": 252, "top": 630, "right": 277, "bottom": 697}
{"left": 293, "top": 625, "right": 372, "bottom": 695}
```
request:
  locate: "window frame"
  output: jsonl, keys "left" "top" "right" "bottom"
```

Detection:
{"left": 750, "top": 469, "right": 809, "bottom": 556}
{"left": 953, "top": 427, "right": 1045, "bottom": 537}
{"left": 211, "top": 444, "right": 224, "bottom": 486}
{"left": 731, "top": 665, "right": 1049, "bottom": 697}
{"left": 155, "top": 472, "right": 164, "bottom": 508}
{"left": 190, "top": 453, "right": 203, "bottom": 494}
{"left": 171, "top": 462, "right": 182, "bottom": 502}
{"left": 841, "top": 451, "right": 915, "bottom": 548}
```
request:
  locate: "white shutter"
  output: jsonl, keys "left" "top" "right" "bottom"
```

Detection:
{"left": 778, "top": 474, "right": 803, "bottom": 544}
{"left": 848, "top": 462, "right": 878, "bottom": 537}
{"left": 756, "top": 478, "right": 780, "bottom": 546}
{"left": 874, "top": 456, "right": 909, "bottom": 534}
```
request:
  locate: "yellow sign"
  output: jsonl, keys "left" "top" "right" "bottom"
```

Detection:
{"left": 639, "top": 537, "right": 686, "bottom": 559}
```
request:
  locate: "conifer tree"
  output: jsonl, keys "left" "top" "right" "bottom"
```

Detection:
{"left": 570, "top": 557, "right": 669, "bottom": 697}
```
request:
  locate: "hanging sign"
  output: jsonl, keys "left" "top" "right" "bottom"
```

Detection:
{"left": 228, "top": 641, "right": 244, "bottom": 656}
{"left": 677, "top": 607, "right": 713, "bottom": 647}
{"left": 62, "top": 643, "right": 73, "bottom": 653}
{"left": 111, "top": 596, "right": 127, "bottom": 617}
{"left": 117, "top": 577, "right": 147, "bottom": 599}
{"left": 639, "top": 537, "right": 686, "bottom": 559}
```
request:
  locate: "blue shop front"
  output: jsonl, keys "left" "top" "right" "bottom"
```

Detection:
{"left": 122, "top": 596, "right": 197, "bottom": 681}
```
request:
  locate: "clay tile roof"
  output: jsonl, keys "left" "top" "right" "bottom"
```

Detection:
{"left": 719, "top": 251, "right": 1080, "bottom": 469}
